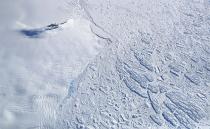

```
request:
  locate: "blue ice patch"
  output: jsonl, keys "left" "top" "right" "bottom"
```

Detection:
{"left": 20, "top": 29, "right": 43, "bottom": 38}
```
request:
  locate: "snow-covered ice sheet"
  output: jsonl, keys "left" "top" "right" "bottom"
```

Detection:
{"left": 0, "top": 0, "right": 210, "bottom": 129}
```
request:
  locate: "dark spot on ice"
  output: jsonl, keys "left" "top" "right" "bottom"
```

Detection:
{"left": 19, "top": 21, "right": 67, "bottom": 38}
{"left": 46, "top": 23, "right": 59, "bottom": 30}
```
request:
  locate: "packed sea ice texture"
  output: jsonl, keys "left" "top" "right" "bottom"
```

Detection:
{"left": 58, "top": 0, "right": 210, "bottom": 129}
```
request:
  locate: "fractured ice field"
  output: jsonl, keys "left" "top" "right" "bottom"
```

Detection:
{"left": 0, "top": 0, "right": 210, "bottom": 129}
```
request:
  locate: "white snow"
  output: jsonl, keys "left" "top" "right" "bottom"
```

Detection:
{"left": 0, "top": 0, "right": 105, "bottom": 129}
{"left": 0, "top": 0, "right": 210, "bottom": 129}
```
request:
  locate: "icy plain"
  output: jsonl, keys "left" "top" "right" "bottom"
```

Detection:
{"left": 0, "top": 0, "right": 210, "bottom": 129}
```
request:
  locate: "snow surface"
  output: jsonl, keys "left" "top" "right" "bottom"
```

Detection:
{"left": 0, "top": 0, "right": 105, "bottom": 128}
{"left": 0, "top": 0, "right": 210, "bottom": 129}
